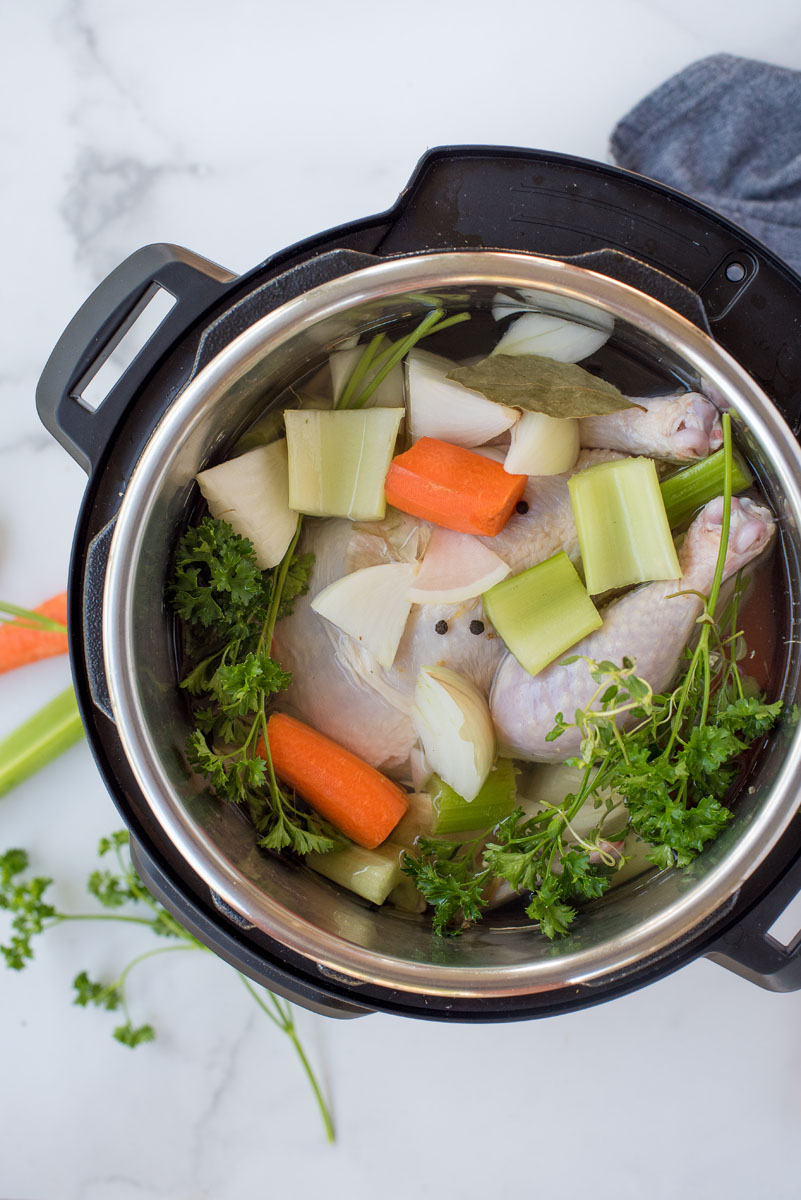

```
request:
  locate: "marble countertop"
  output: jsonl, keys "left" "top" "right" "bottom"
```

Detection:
{"left": 3, "top": 2, "right": 801, "bottom": 1197}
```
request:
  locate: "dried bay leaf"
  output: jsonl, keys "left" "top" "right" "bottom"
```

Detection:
{"left": 446, "top": 354, "right": 644, "bottom": 418}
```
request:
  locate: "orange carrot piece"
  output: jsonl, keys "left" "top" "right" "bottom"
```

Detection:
{"left": 384, "top": 437, "right": 527, "bottom": 536}
{"left": 259, "top": 713, "right": 409, "bottom": 849}
{"left": 0, "top": 593, "right": 69, "bottom": 675}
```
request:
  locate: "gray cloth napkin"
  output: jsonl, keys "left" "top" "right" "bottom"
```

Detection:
{"left": 610, "top": 54, "right": 801, "bottom": 274}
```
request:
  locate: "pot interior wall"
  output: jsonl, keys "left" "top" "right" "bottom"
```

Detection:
{"left": 110, "top": 269, "right": 801, "bottom": 990}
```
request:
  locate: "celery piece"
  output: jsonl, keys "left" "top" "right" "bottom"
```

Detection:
{"left": 568, "top": 456, "right": 681, "bottom": 595}
{"left": 390, "top": 791, "right": 437, "bottom": 845}
{"left": 483, "top": 552, "right": 602, "bottom": 677}
{"left": 431, "top": 758, "right": 518, "bottom": 834}
{"left": 660, "top": 446, "right": 753, "bottom": 529}
{"left": 386, "top": 874, "right": 427, "bottom": 914}
{"left": 305, "top": 842, "right": 403, "bottom": 906}
{"left": 0, "top": 687, "right": 83, "bottom": 799}
{"left": 285, "top": 408, "right": 403, "bottom": 521}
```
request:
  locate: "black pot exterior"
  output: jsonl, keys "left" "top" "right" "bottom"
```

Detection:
{"left": 39, "top": 146, "right": 801, "bottom": 1019}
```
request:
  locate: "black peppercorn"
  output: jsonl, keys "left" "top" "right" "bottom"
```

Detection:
{"left": 469, "top": 620, "right": 485, "bottom": 635}
{"left": 434, "top": 619, "right": 448, "bottom": 635}
{"left": 516, "top": 500, "right": 529, "bottom": 515}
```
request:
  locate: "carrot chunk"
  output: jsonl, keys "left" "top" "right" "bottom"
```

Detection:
{"left": 384, "top": 437, "right": 527, "bottom": 536}
{"left": 259, "top": 713, "right": 409, "bottom": 849}
{"left": 0, "top": 593, "right": 69, "bottom": 675}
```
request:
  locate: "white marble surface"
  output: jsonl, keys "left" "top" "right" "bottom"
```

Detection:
{"left": 2, "top": 2, "right": 801, "bottom": 1197}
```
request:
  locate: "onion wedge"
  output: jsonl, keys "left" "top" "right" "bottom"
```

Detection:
{"left": 196, "top": 439, "right": 297, "bottom": 570}
{"left": 311, "top": 562, "right": 416, "bottom": 669}
{"left": 412, "top": 666, "right": 495, "bottom": 804}
{"left": 504, "top": 410, "right": 580, "bottom": 476}
{"left": 406, "top": 527, "right": 510, "bottom": 604}
{"left": 491, "top": 311, "right": 611, "bottom": 363}
{"left": 407, "top": 349, "right": 518, "bottom": 446}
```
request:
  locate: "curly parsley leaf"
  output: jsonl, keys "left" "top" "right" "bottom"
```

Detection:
{"left": 114, "top": 1022, "right": 157, "bottom": 1048}
{"left": 170, "top": 515, "right": 328, "bottom": 859}
{"left": 0, "top": 849, "right": 56, "bottom": 969}
{"left": 402, "top": 838, "right": 491, "bottom": 934}
{"left": 73, "top": 969, "right": 122, "bottom": 1011}
{"left": 277, "top": 550, "right": 315, "bottom": 620}
{"left": 170, "top": 517, "right": 267, "bottom": 640}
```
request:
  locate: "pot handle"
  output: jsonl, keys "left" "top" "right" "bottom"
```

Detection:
{"left": 36, "top": 244, "right": 236, "bottom": 474}
{"left": 705, "top": 847, "right": 801, "bottom": 991}
{"left": 128, "top": 836, "right": 370, "bottom": 1019}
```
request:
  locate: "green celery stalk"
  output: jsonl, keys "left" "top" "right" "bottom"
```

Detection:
{"left": 660, "top": 446, "right": 753, "bottom": 529}
{"left": 304, "top": 842, "right": 403, "bottom": 906}
{"left": 341, "top": 309, "right": 471, "bottom": 411}
{"left": 0, "top": 687, "right": 84, "bottom": 798}
{"left": 568, "top": 456, "right": 681, "bottom": 594}
{"left": 483, "top": 552, "right": 602, "bottom": 677}
{"left": 430, "top": 759, "right": 518, "bottom": 834}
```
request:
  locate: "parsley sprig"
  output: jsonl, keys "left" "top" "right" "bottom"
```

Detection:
{"left": 403, "top": 413, "right": 782, "bottom": 936}
{"left": 171, "top": 515, "right": 334, "bottom": 856}
{"left": 0, "top": 831, "right": 335, "bottom": 1140}
{"left": 402, "top": 835, "right": 492, "bottom": 935}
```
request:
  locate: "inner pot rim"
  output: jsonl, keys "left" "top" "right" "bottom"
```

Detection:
{"left": 102, "top": 250, "right": 801, "bottom": 997}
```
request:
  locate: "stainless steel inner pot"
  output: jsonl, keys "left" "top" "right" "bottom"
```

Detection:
{"left": 101, "top": 251, "right": 801, "bottom": 1001}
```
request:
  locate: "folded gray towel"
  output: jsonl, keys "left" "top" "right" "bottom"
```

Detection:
{"left": 610, "top": 54, "right": 801, "bottom": 275}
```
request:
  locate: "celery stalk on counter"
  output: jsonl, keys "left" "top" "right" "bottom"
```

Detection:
{"left": 0, "top": 686, "right": 83, "bottom": 799}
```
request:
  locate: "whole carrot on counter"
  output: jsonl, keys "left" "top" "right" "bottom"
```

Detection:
{"left": 0, "top": 593, "right": 69, "bottom": 674}
{"left": 258, "top": 713, "right": 409, "bottom": 849}
{"left": 384, "top": 437, "right": 527, "bottom": 537}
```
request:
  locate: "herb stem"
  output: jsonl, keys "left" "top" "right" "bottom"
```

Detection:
{"left": 335, "top": 332, "right": 386, "bottom": 410}
{"left": 344, "top": 308, "right": 471, "bottom": 410}
{"left": 700, "top": 412, "right": 733, "bottom": 726}
{"left": 238, "top": 973, "right": 335, "bottom": 1143}
{"left": 663, "top": 413, "right": 734, "bottom": 752}
{"left": 114, "top": 943, "right": 202, "bottom": 994}
{"left": 261, "top": 517, "right": 304, "bottom": 655}
{"left": 51, "top": 913, "right": 163, "bottom": 926}
{"left": 0, "top": 600, "right": 68, "bottom": 632}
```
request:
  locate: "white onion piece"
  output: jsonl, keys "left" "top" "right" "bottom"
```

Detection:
{"left": 471, "top": 444, "right": 507, "bottom": 464}
{"left": 491, "top": 289, "right": 615, "bottom": 329}
{"left": 412, "top": 666, "right": 495, "bottom": 803}
{"left": 407, "top": 527, "right": 510, "bottom": 604}
{"left": 196, "top": 439, "right": 297, "bottom": 570}
{"left": 504, "top": 411, "right": 580, "bottom": 477}
{"left": 311, "top": 562, "right": 415, "bottom": 669}
{"left": 491, "top": 311, "right": 611, "bottom": 363}
{"left": 329, "top": 346, "right": 404, "bottom": 407}
{"left": 407, "top": 348, "right": 518, "bottom": 446}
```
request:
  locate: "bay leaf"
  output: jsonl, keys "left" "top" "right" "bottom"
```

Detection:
{"left": 446, "top": 354, "right": 644, "bottom": 418}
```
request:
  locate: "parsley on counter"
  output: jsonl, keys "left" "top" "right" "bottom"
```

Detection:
{"left": 0, "top": 831, "right": 335, "bottom": 1140}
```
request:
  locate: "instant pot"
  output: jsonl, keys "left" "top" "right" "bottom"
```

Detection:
{"left": 36, "top": 146, "right": 801, "bottom": 1020}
